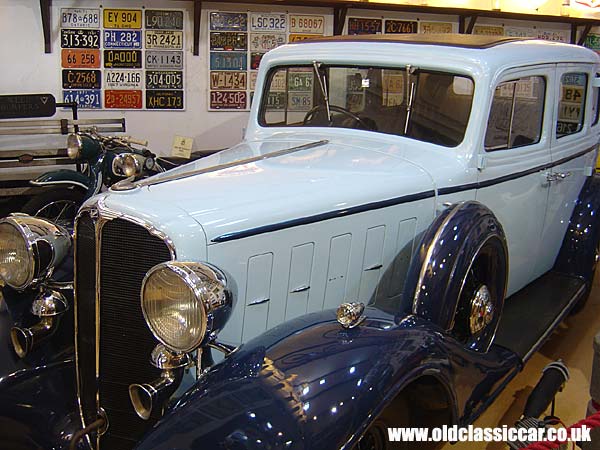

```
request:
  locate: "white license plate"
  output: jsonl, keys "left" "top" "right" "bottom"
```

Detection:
{"left": 250, "top": 33, "right": 285, "bottom": 52}
{"left": 104, "top": 70, "right": 143, "bottom": 89}
{"left": 289, "top": 15, "right": 324, "bottom": 34}
{"left": 250, "top": 13, "right": 287, "bottom": 32}
{"left": 145, "top": 30, "right": 183, "bottom": 49}
{"left": 61, "top": 8, "right": 100, "bottom": 28}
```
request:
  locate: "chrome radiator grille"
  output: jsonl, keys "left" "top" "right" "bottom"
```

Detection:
{"left": 75, "top": 213, "right": 172, "bottom": 450}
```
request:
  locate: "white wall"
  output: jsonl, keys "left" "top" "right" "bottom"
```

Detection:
{"left": 0, "top": 1, "right": 332, "bottom": 155}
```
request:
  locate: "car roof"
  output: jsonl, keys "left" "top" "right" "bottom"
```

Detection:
{"left": 264, "top": 34, "right": 599, "bottom": 76}
{"left": 295, "top": 33, "right": 526, "bottom": 49}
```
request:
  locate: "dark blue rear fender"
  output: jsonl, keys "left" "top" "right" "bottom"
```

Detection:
{"left": 136, "top": 309, "right": 520, "bottom": 450}
{"left": 554, "top": 174, "right": 600, "bottom": 281}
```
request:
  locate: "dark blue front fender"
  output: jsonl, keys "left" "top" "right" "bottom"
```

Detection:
{"left": 137, "top": 309, "right": 520, "bottom": 450}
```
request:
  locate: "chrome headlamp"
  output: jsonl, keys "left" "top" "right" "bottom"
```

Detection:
{"left": 141, "top": 262, "right": 231, "bottom": 353}
{"left": 0, "top": 215, "right": 71, "bottom": 290}
{"left": 66, "top": 133, "right": 83, "bottom": 159}
{"left": 112, "top": 153, "right": 144, "bottom": 178}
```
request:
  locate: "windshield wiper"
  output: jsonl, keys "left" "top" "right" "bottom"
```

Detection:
{"left": 313, "top": 61, "right": 331, "bottom": 122}
{"left": 404, "top": 64, "right": 418, "bottom": 135}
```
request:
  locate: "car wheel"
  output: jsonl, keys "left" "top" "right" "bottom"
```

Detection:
{"left": 21, "top": 188, "right": 85, "bottom": 228}
{"left": 451, "top": 235, "right": 507, "bottom": 351}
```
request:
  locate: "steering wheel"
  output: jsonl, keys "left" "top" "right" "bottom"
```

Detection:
{"left": 303, "top": 104, "right": 375, "bottom": 130}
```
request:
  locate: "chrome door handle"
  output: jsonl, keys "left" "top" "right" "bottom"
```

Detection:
{"left": 545, "top": 171, "right": 572, "bottom": 183}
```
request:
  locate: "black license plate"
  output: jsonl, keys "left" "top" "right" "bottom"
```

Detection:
{"left": 62, "top": 69, "right": 101, "bottom": 89}
{"left": 145, "top": 71, "right": 183, "bottom": 89}
{"left": 145, "top": 10, "right": 184, "bottom": 30}
{"left": 146, "top": 90, "right": 184, "bottom": 109}
{"left": 104, "top": 50, "right": 142, "bottom": 68}
{"left": 61, "top": 29, "right": 100, "bottom": 48}
{"left": 348, "top": 18, "right": 382, "bottom": 35}
{"left": 384, "top": 20, "right": 418, "bottom": 34}
{"left": 210, "top": 32, "right": 247, "bottom": 51}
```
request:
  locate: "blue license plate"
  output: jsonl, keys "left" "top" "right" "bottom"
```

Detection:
{"left": 103, "top": 30, "right": 142, "bottom": 49}
{"left": 210, "top": 52, "right": 247, "bottom": 71}
{"left": 62, "top": 89, "right": 101, "bottom": 109}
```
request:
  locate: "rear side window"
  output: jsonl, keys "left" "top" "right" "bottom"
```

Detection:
{"left": 557, "top": 72, "right": 587, "bottom": 138}
{"left": 485, "top": 76, "right": 546, "bottom": 151}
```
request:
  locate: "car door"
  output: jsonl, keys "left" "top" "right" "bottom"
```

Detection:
{"left": 476, "top": 66, "right": 553, "bottom": 297}
{"left": 537, "top": 64, "right": 600, "bottom": 271}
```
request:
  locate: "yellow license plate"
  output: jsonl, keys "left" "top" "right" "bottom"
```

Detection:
{"left": 103, "top": 9, "right": 142, "bottom": 29}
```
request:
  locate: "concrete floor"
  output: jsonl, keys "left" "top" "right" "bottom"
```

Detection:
{"left": 443, "top": 271, "right": 600, "bottom": 450}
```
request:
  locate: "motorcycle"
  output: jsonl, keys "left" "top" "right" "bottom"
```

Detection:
{"left": 20, "top": 128, "right": 169, "bottom": 227}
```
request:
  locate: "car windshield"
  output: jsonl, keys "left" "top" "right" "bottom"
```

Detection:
{"left": 259, "top": 64, "right": 475, "bottom": 147}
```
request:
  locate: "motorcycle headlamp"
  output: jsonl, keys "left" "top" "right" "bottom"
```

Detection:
{"left": 0, "top": 215, "right": 71, "bottom": 290}
{"left": 67, "top": 133, "right": 102, "bottom": 160}
{"left": 66, "top": 133, "right": 83, "bottom": 159}
{"left": 141, "top": 262, "right": 231, "bottom": 353}
{"left": 113, "top": 153, "right": 144, "bottom": 178}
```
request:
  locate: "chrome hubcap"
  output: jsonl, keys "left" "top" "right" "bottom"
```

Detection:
{"left": 469, "top": 285, "right": 494, "bottom": 335}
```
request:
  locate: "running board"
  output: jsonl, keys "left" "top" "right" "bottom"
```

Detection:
{"left": 494, "top": 271, "right": 587, "bottom": 362}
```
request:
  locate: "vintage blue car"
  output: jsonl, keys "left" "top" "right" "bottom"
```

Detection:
{"left": 0, "top": 34, "right": 599, "bottom": 450}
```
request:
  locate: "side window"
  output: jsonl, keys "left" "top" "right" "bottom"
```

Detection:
{"left": 485, "top": 76, "right": 546, "bottom": 151}
{"left": 591, "top": 74, "right": 599, "bottom": 126}
{"left": 557, "top": 72, "right": 587, "bottom": 138}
